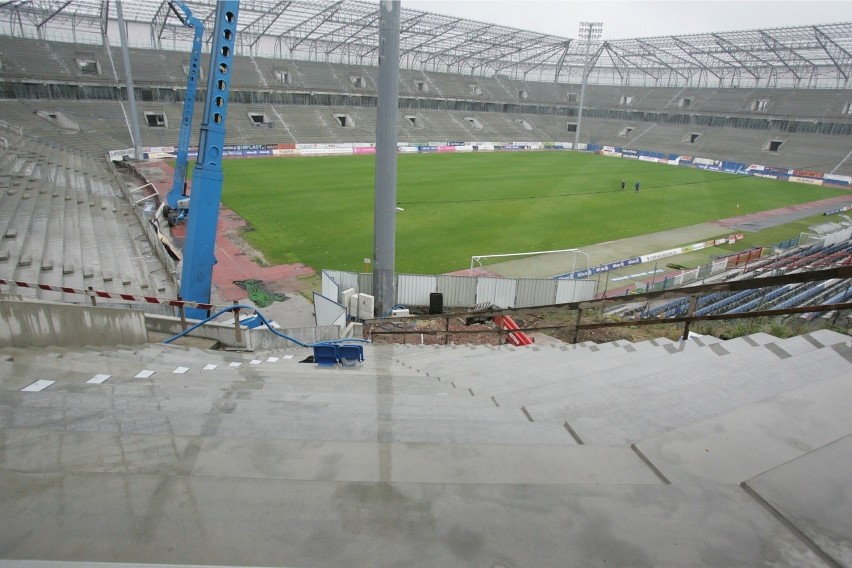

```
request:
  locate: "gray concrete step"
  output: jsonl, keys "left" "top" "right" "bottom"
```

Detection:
{"left": 0, "top": 427, "right": 653, "bottom": 485}
{"left": 0, "top": 401, "right": 575, "bottom": 446}
{"left": 635, "top": 372, "right": 852, "bottom": 485}
{"left": 0, "top": 376, "right": 531, "bottom": 423}
{"left": 500, "top": 339, "right": 784, "bottom": 413}
{"left": 568, "top": 343, "right": 852, "bottom": 445}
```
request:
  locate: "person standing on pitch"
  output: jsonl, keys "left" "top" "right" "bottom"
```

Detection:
{"left": 634, "top": 181, "right": 640, "bottom": 193}
{"left": 621, "top": 179, "right": 626, "bottom": 190}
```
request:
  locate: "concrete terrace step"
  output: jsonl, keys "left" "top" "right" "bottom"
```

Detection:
{"left": 387, "top": 342, "right": 513, "bottom": 371}
{"left": 0, "top": 351, "right": 490, "bottom": 405}
{"left": 412, "top": 335, "right": 743, "bottom": 395}
{"left": 123, "top": 343, "right": 420, "bottom": 376}
{"left": 0, "top": 386, "right": 532, "bottom": 424}
{"left": 1, "top": 377, "right": 502, "bottom": 409}
{"left": 411, "top": 332, "right": 818, "bottom": 400}
{"left": 635, "top": 372, "right": 852, "bottom": 485}
{"left": 77, "top": 344, "right": 431, "bottom": 380}
{"left": 494, "top": 337, "right": 788, "bottom": 412}
{"left": 0, "top": 403, "right": 577, "bottom": 445}
{"left": 403, "top": 335, "right": 720, "bottom": 379}
{"left": 0, "top": 471, "right": 821, "bottom": 567}
{"left": 393, "top": 341, "right": 613, "bottom": 380}
{"left": 0, "top": 348, "right": 476, "bottom": 398}
{"left": 0, "top": 428, "right": 654, "bottom": 485}
{"left": 566, "top": 343, "right": 852, "bottom": 445}
{"left": 75, "top": 192, "right": 101, "bottom": 280}
{"left": 491, "top": 332, "right": 809, "bottom": 407}
{"left": 0, "top": 365, "right": 458, "bottom": 399}
{"left": 0, "top": 350, "right": 438, "bottom": 386}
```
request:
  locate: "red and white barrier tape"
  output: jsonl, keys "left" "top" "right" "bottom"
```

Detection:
{"left": 0, "top": 278, "right": 216, "bottom": 310}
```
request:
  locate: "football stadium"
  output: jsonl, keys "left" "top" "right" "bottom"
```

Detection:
{"left": 0, "top": 1, "right": 851, "bottom": 566}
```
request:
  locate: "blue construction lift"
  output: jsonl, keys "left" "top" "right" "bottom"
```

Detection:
{"left": 179, "top": 1, "right": 240, "bottom": 318}
{"left": 164, "top": 0, "right": 204, "bottom": 226}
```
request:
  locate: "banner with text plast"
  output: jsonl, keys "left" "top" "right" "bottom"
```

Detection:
{"left": 299, "top": 147, "right": 353, "bottom": 156}
{"left": 553, "top": 257, "right": 641, "bottom": 280}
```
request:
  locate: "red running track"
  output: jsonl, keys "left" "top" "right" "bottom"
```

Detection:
{"left": 134, "top": 161, "right": 315, "bottom": 302}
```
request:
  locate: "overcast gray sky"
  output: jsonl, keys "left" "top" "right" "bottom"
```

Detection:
{"left": 401, "top": 1, "right": 851, "bottom": 39}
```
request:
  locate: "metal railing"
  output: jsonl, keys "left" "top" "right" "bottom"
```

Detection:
{"left": 367, "top": 265, "right": 852, "bottom": 344}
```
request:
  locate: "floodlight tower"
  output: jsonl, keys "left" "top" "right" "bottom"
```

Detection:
{"left": 573, "top": 21, "right": 602, "bottom": 150}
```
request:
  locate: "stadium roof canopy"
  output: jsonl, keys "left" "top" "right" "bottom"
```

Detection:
{"left": 1, "top": 0, "right": 851, "bottom": 88}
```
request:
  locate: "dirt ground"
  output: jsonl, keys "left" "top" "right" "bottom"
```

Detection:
{"left": 365, "top": 316, "right": 504, "bottom": 346}
{"left": 363, "top": 309, "right": 851, "bottom": 346}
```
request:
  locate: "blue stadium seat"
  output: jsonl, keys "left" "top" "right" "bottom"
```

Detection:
{"left": 312, "top": 344, "right": 338, "bottom": 367}
{"left": 312, "top": 343, "right": 365, "bottom": 367}
{"left": 338, "top": 344, "right": 365, "bottom": 365}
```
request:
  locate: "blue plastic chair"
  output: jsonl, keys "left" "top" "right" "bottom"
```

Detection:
{"left": 338, "top": 344, "right": 364, "bottom": 365}
{"left": 313, "top": 344, "right": 338, "bottom": 367}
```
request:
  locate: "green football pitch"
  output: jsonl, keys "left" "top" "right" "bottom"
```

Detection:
{"left": 218, "top": 151, "right": 849, "bottom": 274}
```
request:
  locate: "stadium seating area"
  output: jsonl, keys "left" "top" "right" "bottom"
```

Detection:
{"left": 0, "top": 123, "right": 176, "bottom": 305}
{"left": 1, "top": 18, "right": 851, "bottom": 568}
{"left": 635, "top": 239, "right": 852, "bottom": 320}
{"left": 1, "top": 37, "right": 851, "bottom": 174}
{"left": 1, "top": 34, "right": 849, "bottom": 317}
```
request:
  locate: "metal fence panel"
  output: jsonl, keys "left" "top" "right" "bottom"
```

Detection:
{"left": 397, "top": 274, "right": 437, "bottom": 306}
{"left": 357, "top": 273, "right": 373, "bottom": 297}
{"left": 331, "top": 271, "right": 595, "bottom": 308}
{"left": 331, "top": 312, "right": 347, "bottom": 330}
{"left": 321, "top": 270, "right": 340, "bottom": 303}
{"left": 710, "top": 259, "right": 728, "bottom": 274}
{"left": 437, "top": 275, "right": 477, "bottom": 307}
{"left": 476, "top": 277, "right": 517, "bottom": 308}
{"left": 313, "top": 291, "right": 346, "bottom": 328}
{"left": 330, "top": 271, "right": 359, "bottom": 296}
{"left": 556, "top": 279, "right": 596, "bottom": 303}
{"left": 515, "top": 278, "right": 558, "bottom": 307}
{"left": 826, "top": 227, "right": 852, "bottom": 246}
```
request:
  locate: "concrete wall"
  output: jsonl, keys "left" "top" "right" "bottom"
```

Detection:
{"left": 0, "top": 299, "right": 343, "bottom": 350}
{"left": 0, "top": 300, "right": 148, "bottom": 347}
{"left": 145, "top": 313, "right": 341, "bottom": 349}
{"left": 248, "top": 325, "right": 342, "bottom": 350}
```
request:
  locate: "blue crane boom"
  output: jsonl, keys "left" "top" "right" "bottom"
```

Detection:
{"left": 166, "top": 1, "right": 203, "bottom": 214}
{"left": 179, "top": 0, "right": 240, "bottom": 319}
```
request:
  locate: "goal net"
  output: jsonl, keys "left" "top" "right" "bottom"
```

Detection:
{"left": 470, "top": 248, "right": 589, "bottom": 278}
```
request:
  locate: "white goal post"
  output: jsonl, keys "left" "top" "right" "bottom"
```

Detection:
{"left": 470, "top": 248, "right": 589, "bottom": 277}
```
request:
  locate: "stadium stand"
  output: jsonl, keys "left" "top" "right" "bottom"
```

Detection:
{"left": 0, "top": 3, "right": 850, "bottom": 565}
{"left": 634, "top": 238, "right": 852, "bottom": 320}
{"left": 2, "top": 35, "right": 850, "bottom": 171}
{"left": 0, "top": 127, "right": 176, "bottom": 303}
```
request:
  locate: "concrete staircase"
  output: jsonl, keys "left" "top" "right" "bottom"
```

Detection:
{"left": 1, "top": 329, "right": 850, "bottom": 566}
{"left": 0, "top": 137, "right": 177, "bottom": 303}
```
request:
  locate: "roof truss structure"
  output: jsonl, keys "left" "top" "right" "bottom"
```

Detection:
{"left": 0, "top": 0, "right": 850, "bottom": 88}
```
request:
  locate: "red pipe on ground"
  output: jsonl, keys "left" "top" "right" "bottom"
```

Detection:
{"left": 495, "top": 315, "right": 533, "bottom": 346}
